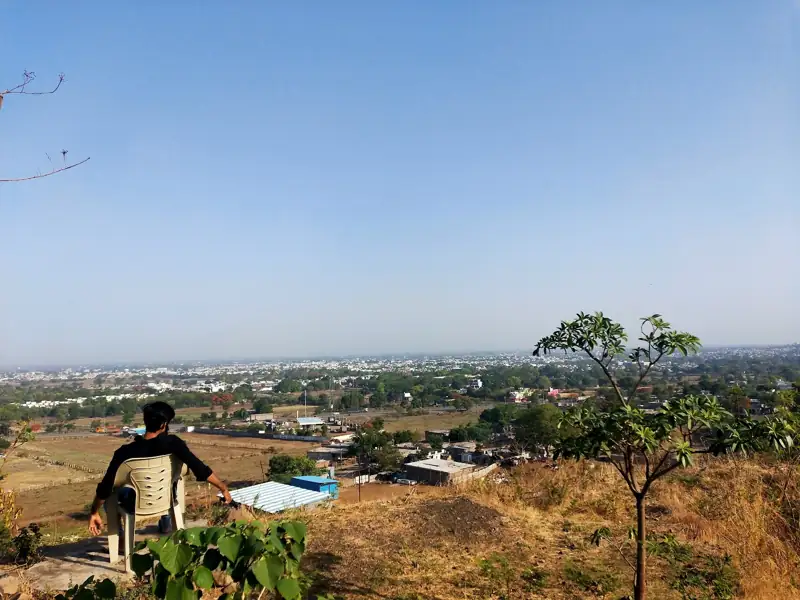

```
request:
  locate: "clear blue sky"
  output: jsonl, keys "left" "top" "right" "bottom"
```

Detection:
{"left": 1, "top": 2, "right": 798, "bottom": 366}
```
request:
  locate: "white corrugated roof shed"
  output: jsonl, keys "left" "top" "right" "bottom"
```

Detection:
{"left": 297, "top": 417, "right": 324, "bottom": 426}
{"left": 228, "top": 481, "right": 330, "bottom": 513}
{"left": 406, "top": 458, "right": 474, "bottom": 474}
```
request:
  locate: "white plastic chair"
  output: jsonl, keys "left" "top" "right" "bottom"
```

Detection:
{"left": 106, "top": 454, "right": 187, "bottom": 572}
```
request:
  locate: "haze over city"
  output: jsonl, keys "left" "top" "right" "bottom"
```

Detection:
{"left": 1, "top": 2, "right": 798, "bottom": 365}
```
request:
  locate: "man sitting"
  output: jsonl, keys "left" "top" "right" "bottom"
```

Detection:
{"left": 88, "top": 401, "right": 232, "bottom": 535}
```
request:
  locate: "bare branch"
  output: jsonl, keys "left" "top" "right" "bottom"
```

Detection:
{"left": 0, "top": 157, "right": 91, "bottom": 183}
{"left": 584, "top": 348, "right": 627, "bottom": 406}
{"left": 1, "top": 71, "right": 65, "bottom": 97}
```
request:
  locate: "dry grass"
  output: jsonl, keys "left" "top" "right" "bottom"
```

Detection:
{"left": 293, "top": 459, "right": 800, "bottom": 599}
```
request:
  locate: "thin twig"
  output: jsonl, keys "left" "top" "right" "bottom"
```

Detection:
{"left": 1, "top": 71, "right": 65, "bottom": 96}
{"left": 0, "top": 157, "right": 91, "bottom": 183}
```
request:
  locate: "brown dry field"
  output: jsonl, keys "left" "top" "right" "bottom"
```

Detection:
{"left": 370, "top": 407, "right": 485, "bottom": 433}
{"left": 10, "top": 433, "right": 311, "bottom": 530}
{"left": 300, "top": 459, "right": 800, "bottom": 600}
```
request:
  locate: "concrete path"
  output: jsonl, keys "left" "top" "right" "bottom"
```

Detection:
{"left": 3, "top": 519, "right": 206, "bottom": 593}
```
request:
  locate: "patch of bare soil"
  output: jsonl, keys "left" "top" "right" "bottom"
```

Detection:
{"left": 410, "top": 497, "right": 503, "bottom": 542}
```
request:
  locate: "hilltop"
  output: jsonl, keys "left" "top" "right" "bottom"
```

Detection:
{"left": 294, "top": 459, "right": 800, "bottom": 600}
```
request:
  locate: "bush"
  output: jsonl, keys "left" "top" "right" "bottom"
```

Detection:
{"left": 12, "top": 522, "right": 43, "bottom": 564}
{"left": 563, "top": 561, "right": 619, "bottom": 596}
{"left": 132, "top": 520, "right": 309, "bottom": 600}
{"left": 55, "top": 576, "right": 116, "bottom": 600}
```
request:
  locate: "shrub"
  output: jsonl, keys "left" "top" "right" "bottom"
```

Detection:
{"left": 55, "top": 576, "right": 117, "bottom": 600}
{"left": 521, "top": 567, "right": 548, "bottom": 591}
{"left": 132, "top": 519, "right": 308, "bottom": 600}
{"left": 12, "top": 522, "right": 43, "bottom": 564}
{"left": 563, "top": 561, "right": 619, "bottom": 596}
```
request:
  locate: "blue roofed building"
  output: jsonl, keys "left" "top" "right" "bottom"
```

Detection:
{"left": 290, "top": 475, "right": 339, "bottom": 499}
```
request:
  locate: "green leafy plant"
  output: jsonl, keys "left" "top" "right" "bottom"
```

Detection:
{"left": 132, "top": 520, "right": 308, "bottom": 600}
{"left": 12, "top": 522, "right": 43, "bottom": 564}
{"left": 535, "top": 311, "right": 796, "bottom": 600}
{"left": 520, "top": 567, "right": 548, "bottom": 591}
{"left": 563, "top": 560, "right": 619, "bottom": 596}
{"left": 55, "top": 576, "right": 117, "bottom": 600}
{"left": 478, "top": 553, "right": 518, "bottom": 600}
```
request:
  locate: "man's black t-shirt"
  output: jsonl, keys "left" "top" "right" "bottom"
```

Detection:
{"left": 95, "top": 433, "right": 212, "bottom": 500}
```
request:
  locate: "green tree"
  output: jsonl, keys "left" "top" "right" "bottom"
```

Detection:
{"left": 479, "top": 404, "right": 519, "bottom": 434}
{"left": 275, "top": 379, "right": 302, "bottom": 394}
{"left": 453, "top": 396, "right": 474, "bottom": 411}
{"left": 121, "top": 412, "right": 134, "bottom": 426}
{"left": 513, "top": 403, "right": 562, "bottom": 454}
{"left": 90, "top": 419, "right": 102, "bottom": 430}
{"left": 370, "top": 382, "right": 388, "bottom": 407}
{"left": 268, "top": 454, "right": 322, "bottom": 483}
{"left": 252, "top": 398, "right": 274, "bottom": 414}
{"left": 534, "top": 312, "right": 795, "bottom": 600}
{"left": 392, "top": 430, "right": 417, "bottom": 444}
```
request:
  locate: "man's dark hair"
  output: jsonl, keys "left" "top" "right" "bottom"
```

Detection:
{"left": 142, "top": 401, "right": 176, "bottom": 433}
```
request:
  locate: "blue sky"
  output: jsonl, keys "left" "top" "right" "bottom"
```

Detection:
{"left": 1, "top": 2, "right": 798, "bottom": 365}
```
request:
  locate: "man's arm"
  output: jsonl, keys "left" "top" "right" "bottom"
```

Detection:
{"left": 171, "top": 436, "right": 232, "bottom": 502}
{"left": 89, "top": 451, "right": 124, "bottom": 535}
{"left": 207, "top": 473, "right": 233, "bottom": 504}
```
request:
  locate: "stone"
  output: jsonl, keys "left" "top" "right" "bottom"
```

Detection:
{"left": 0, "top": 575, "right": 20, "bottom": 597}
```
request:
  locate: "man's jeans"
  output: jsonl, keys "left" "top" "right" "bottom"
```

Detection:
{"left": 112, "top": 487, "right": 174, "bottom": 533}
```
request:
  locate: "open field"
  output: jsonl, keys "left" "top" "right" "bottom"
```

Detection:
{"left": 9, "top": 433, "right": 311, "bottom": 530}
{"left": 343, "top": 405, "right": 489, "bottom": 433}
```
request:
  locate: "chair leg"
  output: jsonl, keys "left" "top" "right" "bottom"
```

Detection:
{"left": 123, "top": 513, "right": 135, "bottom": 574}
{"left": 106, "top": 500, "right": 120, "bottom": 565}
{"left": 170, "top": 505, "right": 184, "bottom": 531}
{"left": 176, "top": 478, "right": 186, "bottom": 519}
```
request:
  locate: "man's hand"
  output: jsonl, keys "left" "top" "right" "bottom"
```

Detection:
{"left": 221, "top": 488, "right": 233, "bottom": 504}
{"left": 89, "top": 512, "right": 104, "bottom": 536}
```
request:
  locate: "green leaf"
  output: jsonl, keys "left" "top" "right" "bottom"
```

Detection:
{"left": 289, "top": 541, "right": 304, "bottom": 561}
{"left": 218, "top": 534, "right": 243, "bottom": 563}
{"left": 93, "top": 579, "right": 116, "bottom": 599}
{"left": 276, "top": 577, "right": 302, "bottom": 600}
{"left": 159, "top": 540, "right": 194, "bottom": 576}
{"left": 147, "top": 538, "right": 166, "bottom": 558}
{"left": 80, "top": 576, "right": 95, "bottom": 587}
{"left": 251, "top": 554, "right": 285, "bottom": 591}
{"left": 268, "top": 526, "right": 286, "bottom": 553}
{"left": 192, "top": 565, "right": 215, "bottom": 590}
{"left": 131, "top": 552, "right": 154, "bottom": 578}
{"left": 281, "top": 521, "right": 307, "bottom": 542}
{"left": 166, "top": 577, "right": 198, "bottom": 600}
{"left": 202, "top": 527, "right": 225, "bottom": 546}
{"left": 182, "top": 527, "right": 205, "bottom": 546}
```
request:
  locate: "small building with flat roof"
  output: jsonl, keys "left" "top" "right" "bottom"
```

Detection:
{"left": 290, "top": 475, "right": 339, "bottom": 499}
{"left": 306, "top": 446, "right": 349, "bottom": 462}
{"left": 405, "top": 458, "right": 475, "bottom": 485}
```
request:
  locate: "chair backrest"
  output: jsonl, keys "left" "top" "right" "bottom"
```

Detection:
{"left": 114, "top": 455, "right": 183, "bottom": 516}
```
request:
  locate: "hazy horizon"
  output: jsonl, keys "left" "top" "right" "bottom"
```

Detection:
{"left": 2, "top": 2, "right": 798, "bottom": 366}
{"left": 3, "top": 341, "right": 799, "bottom": 373}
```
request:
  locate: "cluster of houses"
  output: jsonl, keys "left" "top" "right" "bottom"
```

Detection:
{"left": 304, "top": 426, "right": 526, "bottom": 487}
